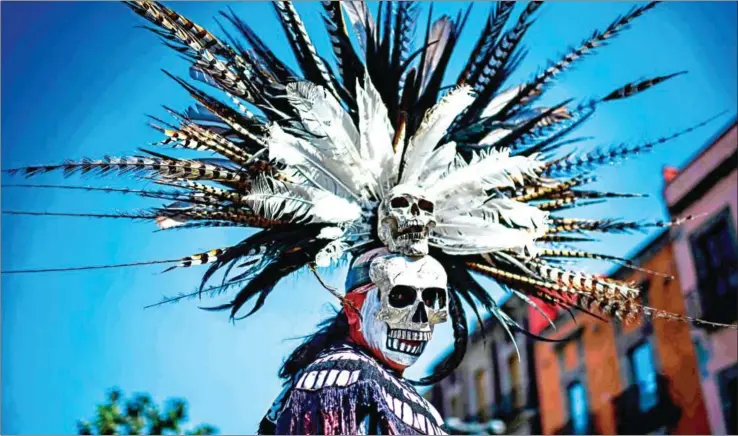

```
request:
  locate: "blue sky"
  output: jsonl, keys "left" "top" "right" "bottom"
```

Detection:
{"left": 2, "top": 1, "right": 736, "bottom": 434}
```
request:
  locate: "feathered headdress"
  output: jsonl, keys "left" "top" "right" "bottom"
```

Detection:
{"left": 3, "top": 1, "right": 736, "bottom": 385}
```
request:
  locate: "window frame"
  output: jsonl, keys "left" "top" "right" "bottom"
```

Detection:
{"left": 473, "top": 367, "right": 489, "bottom": 421}
{"left": 566, "top": 381, "right": 590, "bottom": 435}
{"left": 718, "top": 364, "right": 738, "bottom": 435}
{"left": 555, "top": 328, "right": 591, "bottom": 434}
{"left": 628, "top": 340, "right": 660, "bottom": 412}
{"left": 689, "top": 206, "right": 738, "bottom": 325}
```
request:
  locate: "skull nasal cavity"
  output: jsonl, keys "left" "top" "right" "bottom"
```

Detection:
{"left": 412, "top": 303, "right": 428, "bottom": 323}
{"left": 411, "top": 203, "right": 420, "bottom": 216}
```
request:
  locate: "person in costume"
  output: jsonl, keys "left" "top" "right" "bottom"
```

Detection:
{"left": 259, "top": 248, "right": 451, "bottom": 435}
{"left": 3, "top": 2, "right": 736, "bottom": 435}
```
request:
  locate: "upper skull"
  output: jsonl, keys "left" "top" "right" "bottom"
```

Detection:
{"left": 377, "top": 184, "right": 436, "bottom": 257}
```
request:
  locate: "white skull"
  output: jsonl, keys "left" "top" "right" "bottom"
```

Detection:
{"left": 360, "top": 254, "right": 448, "bottom": 368}
{"left": 377, "top": 184, "right": 436, "bottom": 257}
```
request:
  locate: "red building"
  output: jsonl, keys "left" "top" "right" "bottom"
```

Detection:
{"left": 424, "top": 296, "right": 543, "bottom": 435}
{"left": 425, "top": 120, "right": 737, "bottom": 435}
{"left": 530, "top": 229, "right": 709, "bottom": 435}
{"left": 663, "top": 120, "right": 738, "bottom": 435}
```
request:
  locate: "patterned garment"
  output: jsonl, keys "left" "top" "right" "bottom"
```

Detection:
{"left": 258, "top": 341, "right": 447, "bottom": 435}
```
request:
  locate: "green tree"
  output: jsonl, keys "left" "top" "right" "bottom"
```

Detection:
{"left": 77, "top": 387, "right": 217, "bottom": 435}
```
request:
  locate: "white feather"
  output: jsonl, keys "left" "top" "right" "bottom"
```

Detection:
{"left": 418, "top": 141, "right": 457, "bottom": 186}
{"left": 317, "top": 226, "right": 345, "bottom": 240}
{"left": 356, "top": 73, "right": 394, "bottom": 186}
{"left": 479, "top": 198, "right": 548, "bottom": 231}
{"left": 429, "top": 148, "right": 544, "bottom": 198}
{"left": 379, "top": 120, "right": 406, "bottom": 195}
{"left": 279, "top": 164, "right": 361, "bottom": 206}
{"left": 244, "top": 177, "right": 361, "bottom": 225}
{"left": 481, "top": 85, "right": 524, "bottom": 118}
{"left": 267, "top": 123, "right": 366, "bottom": 202}
{"left": 268, "top": 123, "right": 313, "bottom": 166}
{"left": 432, "top": 215, "right": 538, "bottom": 255}
{"left": 310, "top": 193, "right": 363, "bottom": 224}
{"left": 285, "top": 82, "right": 377, "bottom": 196}
{"left": 479, "top": 127, "right": 513, "bottom": 146}
{"left": 435, "top": 190, "right": 486, "bottom": 218}
{"left": 401, "top": 85, "right": 475, "bottom": 184}
{"left": 243, "top": 177, "right": 311, "bottom": 221}
{"left": 437, "top": 197, "right": 547, "bottom": 231}
{"left": 155, "top": 215, "right": 187, "bottom": 230}
{"left": 315, "top": 240, "right": 350, "bottom": 267}
{"left": 285, "top": 82, "right": 362, "bottom": 162}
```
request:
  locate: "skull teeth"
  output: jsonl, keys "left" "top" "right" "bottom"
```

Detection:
{"left": 399, "top": 219, "right": 428, "bottom": 230}
{"left": 388, "top": 329, "right": 432, "bottom": 341}
{"left": 397, "top": 232, "right": 426, "bottom": 241}
{"left": 386, "top": 336, "right": 428, "bottom": 356}
{"left": 396, "top": 220, "right": 430, "bottom": 241}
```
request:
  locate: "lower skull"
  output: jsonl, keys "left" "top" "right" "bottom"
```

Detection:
{"left": 353, "top": 254, "right": 448, "bottom": 369}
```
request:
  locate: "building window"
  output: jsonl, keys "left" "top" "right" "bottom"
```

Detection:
{"left": 563, "top": 340, "right": 579, "bottom": 371}
{"left": 719, "top": 365, "right": 738, "bottom": 435}
{"left": 446, "top": 371, "right": 463, "bottom": 418}
{"left": 431, "top": 383, "right": 446, "bottom": 417}
{"left": 690, "top": 208, "right": 738, "bottom": 324}
{"left": 693, "top": 336, "right": 710, "bottom": 379}
{"left": 638, "top": 279, "right": 652, "bottom": 307}
{"left": 629, "top": 341, "right": 659, "bottom": 412}
{"left": 450, "top": 395, "right": 463, "bottom": 419}
{"left": 474, "top": 368, "right": 489, "bottom": 420}
{"left": 567, "top": 382, "right": 589, "bottom": 435}
{"left": 507, "top": 353, "right": 523, "bottom": 408}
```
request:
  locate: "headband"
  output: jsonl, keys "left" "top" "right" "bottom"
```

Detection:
{"left": 344, "top": 248, "right": 390, "bottom": 292}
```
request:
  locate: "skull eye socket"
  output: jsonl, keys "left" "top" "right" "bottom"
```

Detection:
{"left": 388, "top": 285, "right": 416, "bottom": 308}
{"left": 418, "top": 199, "right": 434, "bottom": 213}
{"left": 422, "top": 287, "right": 447, "bottom": 310}
{"left": 390, "top": 197, "right": 410, "bottom": 208}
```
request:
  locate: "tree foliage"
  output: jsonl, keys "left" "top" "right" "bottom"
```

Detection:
{"left": 76, "top": 387, "right": 217, "bottom": 435}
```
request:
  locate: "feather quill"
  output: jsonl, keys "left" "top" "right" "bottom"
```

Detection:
{"left": 401, "top": 85, "right": 475, "bottom": 184}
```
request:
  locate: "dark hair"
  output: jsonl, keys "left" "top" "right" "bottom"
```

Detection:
{"left": 278, "top": 249, "right": 376, "bottom": 381}
{"left": 278, "top": 309, "right": 350, "bottom": 380}
{"left": 279, "top": 250, "right": 473, "bottom": 386}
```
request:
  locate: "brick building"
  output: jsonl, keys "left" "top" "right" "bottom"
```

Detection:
{"left": 530, "top": 119, "right": 737, "bottom": 435}
{"left": 424, "top": 296, "right": 542, "bottom": 435}
{"left": 424, "top": 120, "right": 737, "bottom": 435}
{"left": 531, "top": 228, "right": 712, "bottom": 435}
{"left": 663, "top": 120, "right": 738, "bottom": 435}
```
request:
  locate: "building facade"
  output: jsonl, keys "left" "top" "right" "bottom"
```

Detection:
{"left": 531, "top": 230, "right": 710, "bottom": 435}
{"left": 663, "top": 120, "right": 738, "bottom": 435}
{"left": 425, "top": 297, "right": 542, "bottom": 435}
{"left": 424, "top": 121, "right": 736, "bottom": 435}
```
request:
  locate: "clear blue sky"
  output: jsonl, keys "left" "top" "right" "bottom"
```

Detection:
{"left": 2, "top": 1, "right": 736, "bottom": 434}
